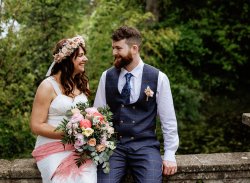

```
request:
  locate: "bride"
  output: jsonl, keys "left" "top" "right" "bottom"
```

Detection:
{"left": 30, "top": 36, "right": 97, "bottom": 183}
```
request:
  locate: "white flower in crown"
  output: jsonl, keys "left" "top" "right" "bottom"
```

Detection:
{"left": 53, "top": 35, "right": 85, "bottom": 63}
{"left": 144, "top": 86, "right": 154, "bottom": 101}
{"left": 61, "top": 46, "right": 68, "bottom": 54}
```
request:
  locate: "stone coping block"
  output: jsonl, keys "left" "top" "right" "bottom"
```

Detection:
{"left": 0, "top": 152, "right": 250, "bottom": 182}
{"left": 167, "top": 152, "right": 250, "bottom": 181}
{"left": 242, "top": 113, "right": 250, "bottom": 126}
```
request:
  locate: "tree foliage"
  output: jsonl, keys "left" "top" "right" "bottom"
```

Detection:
{"left": 0, "top": 0, "right": 91, "bottom": 158}
{"left": 0, "top": 0, "right": 249, "bottom": 158}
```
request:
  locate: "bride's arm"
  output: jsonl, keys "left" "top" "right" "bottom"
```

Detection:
{"left": 30, "top": 79, "right": 64, "bottom": 139}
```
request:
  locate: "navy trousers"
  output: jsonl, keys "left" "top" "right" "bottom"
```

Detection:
{"left": 97, "top": 145, "right": 162, "bottom": 183}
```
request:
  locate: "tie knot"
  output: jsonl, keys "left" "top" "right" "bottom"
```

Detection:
{"left": 125, "top": 73, "right": 133, "bottom": 81}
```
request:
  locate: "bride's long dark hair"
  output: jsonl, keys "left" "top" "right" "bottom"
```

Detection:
{"left": 50, "top": 39, "right": 90, "bottom": 97}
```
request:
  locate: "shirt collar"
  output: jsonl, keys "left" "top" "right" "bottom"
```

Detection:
{"left": 120, "top": 59, "right": 144, "bottom": 78}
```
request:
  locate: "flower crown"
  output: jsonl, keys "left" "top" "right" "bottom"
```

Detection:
{"left": 53, "top": 36, "right": 85, "bottom": 63}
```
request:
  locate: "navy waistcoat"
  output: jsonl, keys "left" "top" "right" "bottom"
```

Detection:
{"left": 105, "top": 64, "right": 160, "bottom": 150}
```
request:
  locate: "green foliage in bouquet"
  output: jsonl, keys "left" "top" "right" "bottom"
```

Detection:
{"left": 56, "top": 102, "right": 116, "bottom": 173}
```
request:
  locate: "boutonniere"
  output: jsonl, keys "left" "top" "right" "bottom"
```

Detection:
{"left": 144, "top": 86, "right": 154, "bottom": 101}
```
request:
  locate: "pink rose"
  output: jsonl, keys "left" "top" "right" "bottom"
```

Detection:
{"left": 93, "top": 112, "right": 104, "bottom": 122}
{"left": 79, "top": 119, "right": 92, "bottom": 128}
{"left": 85, "top": 107, "right": 98, "bottom": 115}
{"left": 70, "top": 113, "right": 84, "bottom": 123}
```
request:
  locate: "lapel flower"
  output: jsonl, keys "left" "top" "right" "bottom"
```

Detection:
{"left": 144, "top": 86, "right": 154, "bottom": 101}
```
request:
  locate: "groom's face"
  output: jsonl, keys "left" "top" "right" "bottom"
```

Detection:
{"left": 112, "top": 39, "right": 133, "bottom": 69}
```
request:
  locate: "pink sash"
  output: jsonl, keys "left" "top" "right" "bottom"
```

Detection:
{"left": 32, "top": 141, "right": 92, "bottom": 181}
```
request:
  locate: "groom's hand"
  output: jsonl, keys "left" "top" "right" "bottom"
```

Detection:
{"left": 162, "top": 160, "right": 177, "bottom": 176}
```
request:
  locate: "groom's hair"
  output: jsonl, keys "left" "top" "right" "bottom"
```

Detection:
{"left": 111, "top": 26, "right": 142, "bottom": 49}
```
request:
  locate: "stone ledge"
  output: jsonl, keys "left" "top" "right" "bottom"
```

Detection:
{"left": 1, "top": 152, "right": 250, "bottom": 182}
{"left": 242, "top": 113, "right": 250, "bottom": 126}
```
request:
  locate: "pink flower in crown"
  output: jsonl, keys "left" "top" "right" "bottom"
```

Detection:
{"left": 65, "top": 42, "right": 73, "bottom": 49}
{"left": 66, "top": 50, "right": 72, "bottom": 55}
{"left": 70, "top": 113, "right": 84, "bottom": 123}
{"left": 79, "top": 119, "right": 92, "bottom": 129}
{"left": 53, "top": 36, "right": 85, "bottom": 63}
{"left": 61, "top": 46, "right": 68, "bottom": 54}
{"left": 71, "top": 41, "right": 78, "bottom": 48}
{"left": 74, "top": 37, "right": 84, "bottom": 45}
{"left": 75, "top": 37, "right": 81, "bottom": 42}
{"left": 58, "top": 52, "right": 64, "bottom": 58}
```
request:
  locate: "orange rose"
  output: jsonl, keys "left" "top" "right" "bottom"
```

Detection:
{"left": 96, "top": 144, "right": 106, "bottom": 152}
{"left": 88, "top": 138, "right": 96, "bottom": 146}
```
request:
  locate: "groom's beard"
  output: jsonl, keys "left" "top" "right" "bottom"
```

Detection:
{"left": 113, "top": 52, "right": 133, "bottom": 69}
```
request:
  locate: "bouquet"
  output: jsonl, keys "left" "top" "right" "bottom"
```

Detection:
{"left": 56, "top": 102, "right": 116, "bottom": 173}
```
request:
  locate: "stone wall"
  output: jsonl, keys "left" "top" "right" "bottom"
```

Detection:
{"left": 1, "top": 152, "right": 250, "bottom": 183}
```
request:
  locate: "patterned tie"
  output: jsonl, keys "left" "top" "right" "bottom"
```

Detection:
{"left": 121, "top": 73, "right": 133, "bottom": 104}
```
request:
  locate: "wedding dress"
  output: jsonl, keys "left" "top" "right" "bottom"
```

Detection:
{"left": 32, "top": 76, "right": 97, "bottom": 183}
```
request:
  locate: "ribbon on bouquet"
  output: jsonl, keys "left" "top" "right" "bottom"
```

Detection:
{"left": 32, "top": 141, "right": 92, "bottom": 181}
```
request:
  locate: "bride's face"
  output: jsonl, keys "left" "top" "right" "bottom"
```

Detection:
{"left": 72, "top": 47, "right": 88, "bottom": 75}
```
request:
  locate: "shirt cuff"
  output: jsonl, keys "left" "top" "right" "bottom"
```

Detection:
{"left": 163, "top": 150, "right": 176, "bottom": 162}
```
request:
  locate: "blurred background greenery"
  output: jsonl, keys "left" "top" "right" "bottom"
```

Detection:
{"left": 0, "top": 0, "right": 249, "bottom": 159}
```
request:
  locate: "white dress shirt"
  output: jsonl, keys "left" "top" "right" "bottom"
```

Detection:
{"left": 94, "top": 59, "right": 179, "bottom": 162}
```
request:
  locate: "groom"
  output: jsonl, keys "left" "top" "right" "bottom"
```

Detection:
{"left": 94, "top": 25, "right": 179, "bottom": 183}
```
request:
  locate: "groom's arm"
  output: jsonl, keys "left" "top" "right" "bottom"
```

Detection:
{"left": 157, "top": 72, "right": 179, "bottom": 175}
{"left": 94, "top": 71, "right": 107, "bottom": 108}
